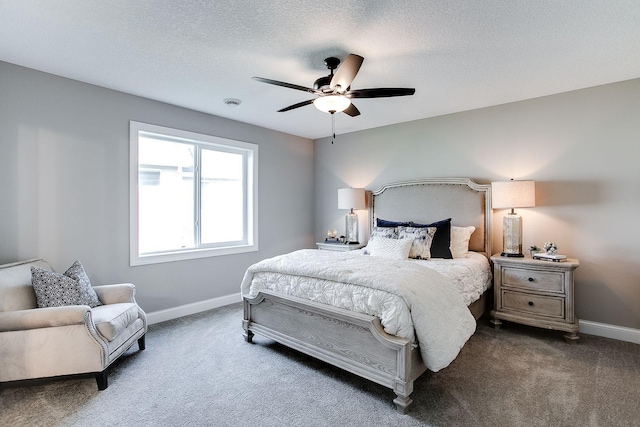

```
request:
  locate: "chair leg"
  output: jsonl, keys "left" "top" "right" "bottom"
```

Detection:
{"left": 95, "top": 369, "right": 108, "bottom": 390}
{"left": 138, "top": 335, "right": 146, "bottom": 351}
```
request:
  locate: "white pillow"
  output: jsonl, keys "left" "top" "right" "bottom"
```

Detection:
{"left": 450, "top": 226, "right": 476, "bottom": 258}
{"left": 367, "top": 237, "right": 413, "bottom": 260}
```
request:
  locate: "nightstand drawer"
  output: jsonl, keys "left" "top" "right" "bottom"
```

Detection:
{"left": 502, "top": 268, "right": 564, "bottom": 293}
{"left": 501, "top": 290, "right": 565, "bottom": 319}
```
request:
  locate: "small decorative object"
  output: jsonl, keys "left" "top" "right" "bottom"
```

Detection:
{"left": 324, "top": 228, "right": 340, "bottom": 243}
{"left": 543, "top": 241, "right": 558, "bottom": 255}
{"left": 529, "top": 245, "right": 540, "bottom": 257}
{"left": 533, "top": 252, "right": 567, "bottom": 262}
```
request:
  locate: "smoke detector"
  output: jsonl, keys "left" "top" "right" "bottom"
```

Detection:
{"left": 223, "top": 98, "right": 241, "bottom": 107}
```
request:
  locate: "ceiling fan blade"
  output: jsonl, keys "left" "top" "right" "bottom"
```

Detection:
{"left": 252, "top": 77, "right": 320, "bottom": 95}
{"left": 346, "top": 88, "right": 415, "bottom": 98}
{"left": 277, "top": 99, "right": 315, "bottom": 112}
{"left": 330, "top": 54, "right": 364, "bottom": 93}
{"left": 343, "top": 103, "right": 361, "bottom": 117}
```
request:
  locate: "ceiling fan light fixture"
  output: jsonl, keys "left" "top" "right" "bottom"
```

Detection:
{"left": 313, "top": 95, "right": 351, "bottom": 113}
{"left": 253, "top": 53, "right": 414, "bottom": 118}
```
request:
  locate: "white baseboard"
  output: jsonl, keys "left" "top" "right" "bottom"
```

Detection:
{"left": 146, "top": 292, "right": 242, "bottom": 325}
{"left": 579, "top": 319, "right": 640, "bottom": 345}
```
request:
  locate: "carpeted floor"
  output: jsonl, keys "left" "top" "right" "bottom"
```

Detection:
{"left": 1, "top": 303, "right": 639, "bottom": 427}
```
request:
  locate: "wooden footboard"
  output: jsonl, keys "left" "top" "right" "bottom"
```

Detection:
{"left": 243, "top": 290, "right": 425, "bottom": 413}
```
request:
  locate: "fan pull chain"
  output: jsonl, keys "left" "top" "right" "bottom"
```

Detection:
{"left": 331, "top": 112, "right": 335, "bottom": 144}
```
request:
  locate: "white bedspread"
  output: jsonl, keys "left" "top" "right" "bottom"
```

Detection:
{"left": 414, "top": 252, "right": 492, "bottom": 306}
{"left": 241, "top": 249, "right": 477, "bottom": 372}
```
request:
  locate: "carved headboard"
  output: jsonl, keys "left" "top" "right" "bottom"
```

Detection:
{"left": 369, "top": 178, "right": 492, "bottom": 256}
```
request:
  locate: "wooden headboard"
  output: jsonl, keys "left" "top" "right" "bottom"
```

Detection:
{"left": 369, "top": 178, "right": 492, "bottom": 256}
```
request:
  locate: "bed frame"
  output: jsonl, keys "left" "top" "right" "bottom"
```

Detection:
{"left": 243, "top": 178, "right": 492, "bottom": 413}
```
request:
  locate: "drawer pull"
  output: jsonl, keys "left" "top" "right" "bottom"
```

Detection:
{"left": 528, "top": 301, "right": 534, "bottom": 306}
{"left": 528, "top": 277, "right": 534, "bottom": 282}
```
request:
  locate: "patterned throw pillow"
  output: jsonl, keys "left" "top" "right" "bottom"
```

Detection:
{"left": 411, "top": 218, "right": 453, "bottom": 259}
{"left": 398, "top": 226, "right": 437, "bottom": 259}
{"left": 370, "top": 226, "right": 399, "bottom": 240}
{"left": 367, "top": 237, "right": 413, "bottom": 260}
{"left": 31, "top": 260, "right": 102, "bottom": 308}
{"left": 64, "top": 260, "right": 102, "bottom": 307}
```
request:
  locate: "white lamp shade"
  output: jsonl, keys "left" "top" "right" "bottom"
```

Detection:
{"left": 491, "top": 181, "right": 535, "bottom": 209}
{"left": 338, "top": 188, "right": 366, "bottom": 210}
{"left": 314, "top": 95, "right": 351, "bottom": 113}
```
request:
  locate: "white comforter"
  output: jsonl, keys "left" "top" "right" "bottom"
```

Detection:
{"left": 241, "top": 249, "right": 477, "bottom": 372}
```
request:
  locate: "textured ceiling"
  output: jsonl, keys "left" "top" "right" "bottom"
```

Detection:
{"left": 1, "top": 1, "right": 640, "bottom": 140}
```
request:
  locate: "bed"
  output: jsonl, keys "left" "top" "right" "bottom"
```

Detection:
{"left": 241, "top": 178, "right": 492, "bottom": 413}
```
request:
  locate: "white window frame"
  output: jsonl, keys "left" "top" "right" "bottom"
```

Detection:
{"left": 129, "top": 121, "right": 258, "bottom": 266}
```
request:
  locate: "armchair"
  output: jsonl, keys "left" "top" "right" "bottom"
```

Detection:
{"left": 0, "top": 259, "right": 147, "bottom": 389}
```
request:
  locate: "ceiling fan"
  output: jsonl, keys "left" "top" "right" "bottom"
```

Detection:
{"left": 252, "top": 54, "right": 415, "bottom": 117}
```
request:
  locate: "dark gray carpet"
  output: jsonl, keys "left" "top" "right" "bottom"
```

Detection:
{"left": 1, "top": 303, "right": 639, "bottom": 427}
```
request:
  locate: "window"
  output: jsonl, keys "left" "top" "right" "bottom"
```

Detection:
{"left": 130, "top": 121, "right": 258, "bottom": 266}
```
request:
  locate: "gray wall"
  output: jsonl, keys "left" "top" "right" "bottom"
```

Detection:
{"left": 314, "top": 79, "right": 640, "bottom": 329}
{"left": 0, "top": 61, "right": 314, "bottom": 312}
{"left": 2, "top": 59, "right": 638, "bottom": 329}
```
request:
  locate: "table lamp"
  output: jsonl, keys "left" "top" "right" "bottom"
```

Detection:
{"left": 491, "top": 180, "right": 535, "bottom": 257}
{"left": 338, "top": 188, "right": 366, "bottom": 243}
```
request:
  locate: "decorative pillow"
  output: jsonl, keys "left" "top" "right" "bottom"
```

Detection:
{"left": 410, "top": 218, "right": 453, "bottom": 259}
{"left": 31, "top": 260, "right": 102, "bottom": 308}
{"left": 367, "top": 237, "right": 413, "bottom": 260}
{"left": 64, "top": 260, "right": 102, "bottom": 307}
{"left": 398, "top": 226, "right": 436, "bottom": 259}
{"left": 364, "top": 226, "right": 400, "bottom": 254}
{"left": 450, "top": 226, "right": 476, "bottom": 258}
{"left": 376, "top": 218, "right": 410, "bottom": 228}
{"left": 370, "top": 226, "right": 399, "bottom": 240}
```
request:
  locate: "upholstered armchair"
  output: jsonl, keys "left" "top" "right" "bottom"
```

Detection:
{"left": 0, "top": 259, "right": 147, "bottom": 389}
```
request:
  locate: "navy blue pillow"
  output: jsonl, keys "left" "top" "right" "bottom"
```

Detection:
{"left": 376, "top": 218, "right": 410, "bottom": 227}
{"left": 410, "top": 218, "right": 452, "bottom": 259}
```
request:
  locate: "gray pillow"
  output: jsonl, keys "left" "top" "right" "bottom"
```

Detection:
{"left": 31, "top": 260, "right": 102, "bottom": 308}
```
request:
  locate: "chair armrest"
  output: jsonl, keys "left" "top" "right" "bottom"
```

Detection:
{"left": 0, "top": 306, "right": 90, "bottom": 332}
{"left": 93, "top": 283, "right": 136, "bottom": 305}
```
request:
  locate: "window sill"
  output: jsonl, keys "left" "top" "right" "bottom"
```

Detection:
{"left": 130, "top": 244, "right": 258, "bottom": 266}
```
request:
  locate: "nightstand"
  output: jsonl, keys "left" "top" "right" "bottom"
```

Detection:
{"left": 316, "top": 242, "right": 365, "bottom": 252}
{"left": 490, "top": 254, "right": 580, "bottom": 343}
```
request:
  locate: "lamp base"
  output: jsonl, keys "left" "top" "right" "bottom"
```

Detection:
{"left": 345, "top": 211, "right": 359, "bottom": 243}
{"left": 502, "top": 213, "right": 524, "bottom": 257}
